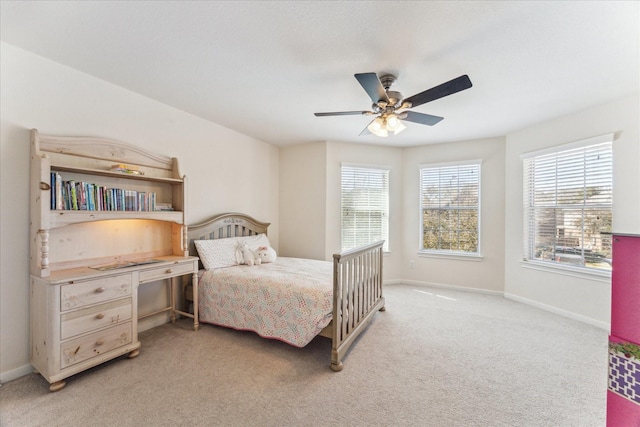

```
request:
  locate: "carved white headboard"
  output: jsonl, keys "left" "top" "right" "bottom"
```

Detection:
{"left": 187, "top": 212, "right": 270, "bottom": 260}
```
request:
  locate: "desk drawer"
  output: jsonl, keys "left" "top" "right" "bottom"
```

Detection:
{"left": 138, "top": 262, "right": 194, "bottom": 283}
{"left": 61, "top": 298, "right": 132, "bottom": 340}
{"left": 60, "top": 322, "right": 132, "bottom": 369}
{"left": 61, "top": 274, "right": 132, "bottom": 311}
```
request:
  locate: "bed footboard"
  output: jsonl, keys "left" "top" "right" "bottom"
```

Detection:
{"left": 330, "top": 240, "right": 385, "bottom": 371}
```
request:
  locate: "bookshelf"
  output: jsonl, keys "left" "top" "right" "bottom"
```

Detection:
{"left": 29, "top": 129, "right": 198, "bottom": 391}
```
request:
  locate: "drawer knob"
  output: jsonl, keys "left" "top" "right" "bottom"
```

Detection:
{"left": 166, "top": 269, "right": 173, "bottom": 274}
{"left": 96, "top": 313, "right": 105, "bottom": 320}
{"left": 95, "top": 287, "right": 105, "bottom": 293}
{"left": 95, "top": 339, "right": 104, "bottom": 346}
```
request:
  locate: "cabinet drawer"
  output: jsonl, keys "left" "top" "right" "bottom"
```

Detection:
{"left": 138, "top": 262, "right": 194, "bottom": 283}
{"left": 61, "top": 274, "right": 132, "bottom": 311}
{"left": 60, "top": 322, "right": 132, "bottom": 369}
{"left": 61, "top": 298, "right": 132, "bottom": 340}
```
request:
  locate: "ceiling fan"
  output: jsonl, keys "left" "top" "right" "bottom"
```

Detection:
{"left": 314, "top": 72, "right": 472, "bottom": 137}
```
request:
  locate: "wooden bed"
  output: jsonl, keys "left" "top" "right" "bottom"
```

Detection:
{"left": 186, "top": 212, "right": 385, "bottom": 371}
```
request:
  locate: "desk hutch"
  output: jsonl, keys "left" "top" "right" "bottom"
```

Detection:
{"left": 29, "top": 129, "right": 198, "bottom": 391}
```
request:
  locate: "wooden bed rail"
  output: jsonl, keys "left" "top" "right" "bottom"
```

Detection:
{"left": 330, "top": 240, "right": 385, "bottom": 371}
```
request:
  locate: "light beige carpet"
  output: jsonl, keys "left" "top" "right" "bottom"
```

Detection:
{"left": 0, "top": 283, "right": 608, "bottom": 426}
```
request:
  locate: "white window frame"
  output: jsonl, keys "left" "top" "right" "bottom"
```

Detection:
{"left": 340, "top": 163, "right": 390, "bottom": 252}
{"left": 419, "top": 160, "right": 481, "bottom": 258}
{"left": 521, "top": 134, "right": 613, "bottom": 278}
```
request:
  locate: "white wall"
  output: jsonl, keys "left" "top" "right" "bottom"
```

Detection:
{"left": 504, "top": 94, "right": 640, "bottom": 328}
{"left": 278, "top": 142, "right": 327, "bottom": 260}
{"left": 0, "top": 42, "right": 280, "bottom": 383}
{"left": 401, "top": 137, "right": 507, "bottom": 293}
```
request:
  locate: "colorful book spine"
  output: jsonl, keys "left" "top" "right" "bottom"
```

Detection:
{"left": 69, "top": 180, "right": 78, "bottom": 210}
{"left": 55, "top": 173, "right": 63, "bottom": 210}
{"left": 50, "top": 173, "right": 56, "bottom": 209}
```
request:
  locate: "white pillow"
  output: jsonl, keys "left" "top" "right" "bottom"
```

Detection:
{"left": 194, "top": 234, "right": 270, "bottom": 270}
{"left": 237, "top": 233, "right": 270, "bottom": 250}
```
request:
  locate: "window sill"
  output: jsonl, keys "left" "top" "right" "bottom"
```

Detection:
{"left": 418, "top": 251, "right": 483, "bottom": 262}
{"left": 520, "top": 260, "right": 611, "bottom": 283}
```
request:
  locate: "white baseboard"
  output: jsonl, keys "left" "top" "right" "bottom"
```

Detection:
{"left": 138, "top": 313, "right": 171, "bottom": 333}
{"left": 504, "top": 292, "right": 610, "bottom": 331}
{"left": 0, "top": 364, "right": 34, "bottom": 385}
{"left": 387, "top": 280, "right": 609, "bottom": 331}
{"left": 399, "top": 279, "right": 504, "bottom": 296}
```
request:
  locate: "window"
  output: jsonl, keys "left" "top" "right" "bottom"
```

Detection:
{"left": 522, "top": 134, "right": 613, "bottom": 271}
{"left": 420, "top": 162, "right": 480, "bottom": 255}
{"left": 341, "top": 164, "right": 389, "bottom": 252}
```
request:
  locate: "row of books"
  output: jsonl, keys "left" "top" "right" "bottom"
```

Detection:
{"left": 50, "top": 173, "right": 158, "bottom": 212}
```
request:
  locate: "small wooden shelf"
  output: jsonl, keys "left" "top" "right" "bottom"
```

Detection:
{"left": 51, "top": 164, "right": 184, "bottom": 184}
{"left": 48, "top": 209, "right": 183, "bottom": 228}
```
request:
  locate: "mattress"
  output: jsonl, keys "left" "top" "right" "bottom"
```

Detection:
{"left": 198, "top": 257, "right": 333, "bottom": 347}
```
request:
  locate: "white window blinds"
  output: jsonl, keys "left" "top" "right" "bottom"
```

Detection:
{"left": 522, "top": 135, "right": 613, "bottom": 270}
{"left": 420, "top": 162, "right": 480, "bottom": 254}
{"left": 341, "top": 165, "right": 389, "bottom": 252}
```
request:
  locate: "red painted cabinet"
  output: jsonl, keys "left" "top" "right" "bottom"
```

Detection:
{"left": 607, "top": 234, "right": 640, "bottom": 426}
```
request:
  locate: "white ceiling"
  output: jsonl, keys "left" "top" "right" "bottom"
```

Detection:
{"left": 1, "top": 1, "right": 638, "bottom": 147}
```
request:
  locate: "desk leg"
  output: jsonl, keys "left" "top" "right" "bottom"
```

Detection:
{"left": 170, "top": 277, "right": 177, "bottom": 324}
{"left": 192, "top": 271, "right": 199, "bottom": 331}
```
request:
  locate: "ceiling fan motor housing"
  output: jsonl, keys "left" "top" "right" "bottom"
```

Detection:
{"left": 386, "top": 91, "right": 403, "bottom": 107}
{"left": 377, "top": 74, "right": 403, "bottom": 107}
{"left": 379, "top": 73, "right": 397, "bottom": 90}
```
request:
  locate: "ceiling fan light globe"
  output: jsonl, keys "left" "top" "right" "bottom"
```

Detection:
{"left": 368, "top": 117, "right": 388, "bottom": 137}
{"left": 392, "top": 121, "right": 407, "bottom": 135}
{"left": 386, "top": 114, "right": 400, "bottom": 130}
{"left": 368, "top": 117, "right": 384, "bottom": 133}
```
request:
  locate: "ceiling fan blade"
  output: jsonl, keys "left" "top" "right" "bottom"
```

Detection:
{"left": 403, "top": 75, "right": 472, "bottom": 108}
{"left": 402, "top": 111, "right": 444, "bottom": 126}
{"left": 359, "top": 122, "right": 372, "bottom": 136}
{"left": 354, "top": 73, "right": 390, "bottom": 104}
{"left": 314, "top": 111, "right": 370, "bottom": 117}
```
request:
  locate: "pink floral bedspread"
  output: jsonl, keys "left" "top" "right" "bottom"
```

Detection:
{"left": 198, "top": 257, "right": 333, "bottom": 347}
